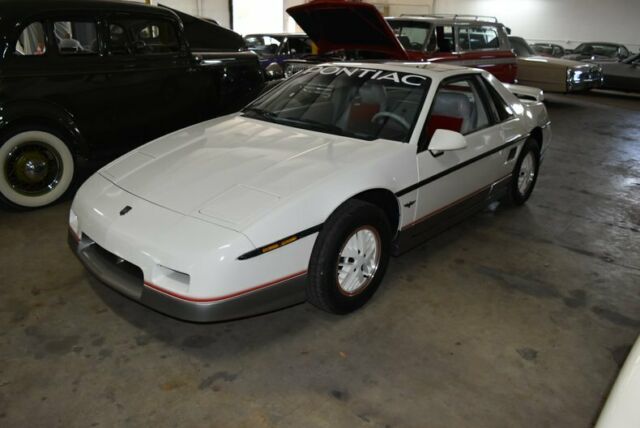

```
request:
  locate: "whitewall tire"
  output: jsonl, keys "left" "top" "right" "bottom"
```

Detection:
{"left": 0, "top": 129, "right": 75, "bottom": 209}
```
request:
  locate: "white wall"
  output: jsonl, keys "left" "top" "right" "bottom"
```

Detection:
{"left": 283, "top": 0, "right": 305, "bottom": 33}
{"left": 433, "top": 0, "right": 640, "bottom": 51}
{"left": 233, "top": 0, "right": 283, "bottom": 35}
{"left": 368, "top": 0, "right": 434, "bottom": 16}
{"left": 283, "top": 0, "right": 437, "bottom": 33}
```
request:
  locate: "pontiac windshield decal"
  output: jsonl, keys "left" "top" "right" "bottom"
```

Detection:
{"left": 303, "top": 66, "right": 428, "bottom": 87}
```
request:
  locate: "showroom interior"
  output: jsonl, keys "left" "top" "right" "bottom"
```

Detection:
{"left": 1, "top": 0, "right": 639, "bottom": 426}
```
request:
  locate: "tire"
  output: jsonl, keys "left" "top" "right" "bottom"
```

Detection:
{"left": 0, "top": 126, "right": 75, "bottom": 209}
{"left": 508, "top": 138, "right": 540, "bottom": 205}
{"left": 307, "top": 199, "right": 392, "bottom": 314}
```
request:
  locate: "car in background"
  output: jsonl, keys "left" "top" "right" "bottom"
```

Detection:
{"left": 509, "top": 36, "right": 602, "bottom": 92}
{"left": 531, "top": 42, "right": 565, "bottom": 58}
{"left": 69, "top": 62, "right": 550, "bottom": 321}
{"left": 0, "top": 0, "right": 264, "bottom": 209}
{"left": 600, "top": 53, "right": 640, "bottom": 92}
{"left": 281, "top": 0, "right": 517, "bottom": 83}
{"left": 563, "top": 42, "right": 632, "bottom": 63}
{"left": 244, "top": 33, "right": 313, "bottom": 72}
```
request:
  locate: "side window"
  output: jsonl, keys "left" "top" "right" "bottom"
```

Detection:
{"left": 458, "top": 26, "right": 500, "bottom": 51}
{"left": 107, "top": 18, "right": 180, "bottom": 55}
{"left": 480, "top": 78, "right": 514, "bottom": 122}
{"left": 107, "top": 23, "right": 131, "bottom": 55}
{"left": 133, "top": 20, "right": 180, "bottom": 54}
{"left": 432, "top": 25, "right": 454, "bottom": 53}
{"left": 394, "top": 25, "right": 428, "bottom": 50}
{"left": 15, "top": 22, "right": 47, "bottom": 56}
{"left": 262, "top": 36, "right": 282, "bottom": 55}
{"left": 54, "top": 21, "right": 98, "bottom": 55}
{"left": 425, "top": 77, "right": 490, "bottom": 144}
{"left": 287, "top": 38, "right": 312, "bottom": 55}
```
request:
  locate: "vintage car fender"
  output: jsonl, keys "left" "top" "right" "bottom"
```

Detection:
{"left": 0, "top": 99, "right": 88, "bottom": 158}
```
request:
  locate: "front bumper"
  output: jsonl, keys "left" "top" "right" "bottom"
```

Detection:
{"left": 567, "top": 69, "right": 603, "bottom": 92}
{"left": 69, "top": 231, "right": 307, "bottom": 322}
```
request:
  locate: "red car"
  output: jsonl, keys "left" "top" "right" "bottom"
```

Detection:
{"left": 286, "top": 0, "right": 517, "bottom": 83}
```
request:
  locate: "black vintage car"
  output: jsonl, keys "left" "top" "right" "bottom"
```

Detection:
{"left": 563, "top": 42, "right": 632, "bottom": 63}
{"left": 0, "top": 0, "right": 264, "bottom": 209}
{"left": 601, "top": 53, "right": 640, "bottom": 92}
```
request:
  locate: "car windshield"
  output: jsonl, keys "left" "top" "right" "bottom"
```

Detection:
{"left": 387, "top": 20, "right": 432, "bottom": 51}
{"left": 244, "top": 66, "right": 430, "bottom": 143}
{"left": 532, "top": 44, "right": 552, "bottom": 55}
{"left": 509, "top": 37, "right": 535, "bottom": 57}
{"left": 574, "top": 43, "right": 619, "bottom": 57}
{"left": 244, "top": 35, "right": 284, "bottom": 57}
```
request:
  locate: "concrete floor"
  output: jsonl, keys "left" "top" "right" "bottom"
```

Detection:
{"left": 1, "top": 91, "right": 639, "bottom": 428}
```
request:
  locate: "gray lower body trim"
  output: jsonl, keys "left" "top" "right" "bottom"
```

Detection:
{"left": 68, "top": 232, "right": 307, "bottom": 322}
{"left": 392, "top": 174, "right": 512, "bottom": 256}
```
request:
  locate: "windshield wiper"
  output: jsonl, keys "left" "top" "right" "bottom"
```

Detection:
{"left": 243, "top": 107, "right": 277, "bottom": 122}
{"left": 243, "top": 111, "right": 369, "bottom": 139}
{"left": 273, "top": 116, "right": 350, "bottom": 136}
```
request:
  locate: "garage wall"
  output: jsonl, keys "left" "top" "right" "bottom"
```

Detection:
{"left": 233, "top": 0, "right": 284, "bottom": 35}
{"left": 283, "top": 0, "right": 304, "bottom": 33}
{"left": 432, "top": 0, "right": 640, "bottom": 51}
{"left": 283, "top": 0, "right": 437, "bottom": 33}
{"left": 369, "top": 0, "right": 434, "bottom": 16}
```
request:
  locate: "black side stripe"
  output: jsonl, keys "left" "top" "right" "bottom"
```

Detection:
{"left": 396, "top": 134, "right": 529, "bottom": 197}
{"left": 237, "top": 224, "right": 323, "bottom": 260}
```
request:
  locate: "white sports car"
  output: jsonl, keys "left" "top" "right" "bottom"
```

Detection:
{"left": 69, "top": 62, "right": 551, "bottom": 321}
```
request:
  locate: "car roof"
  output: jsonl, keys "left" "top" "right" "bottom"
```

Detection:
{"left": 0, "top": 0, "right": 171, "bottom": 17}
{"left": 244, "top": 33, "right": 308, "bottom": 38}
{"left": 322, "top": 61, "right": 482, "bottom": 80}
{"left": 386, "top": 16, "right": 503, "bottom": 26}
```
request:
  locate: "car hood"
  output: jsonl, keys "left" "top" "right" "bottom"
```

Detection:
{"left": 563, "top": 54, "right": 617, "bottom": 63}
{"left": 100, "top": 114, "right": 399, "bottom": 230}
{"left": 519, "top": 55, "right": 592, "bottom": 68}
{"left": 286, "top": 0, "right": 408, "bottom": 59}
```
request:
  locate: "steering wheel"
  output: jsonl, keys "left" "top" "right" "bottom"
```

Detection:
{"left": 371, "top": 112, "right": 411, "bottom": 130}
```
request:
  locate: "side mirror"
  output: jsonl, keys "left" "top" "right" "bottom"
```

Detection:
{"left": 429, "top": 129, "right": 467, "bottom": 152}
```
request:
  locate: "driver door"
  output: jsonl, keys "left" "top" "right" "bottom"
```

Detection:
{"left": 402, "top": 75, "right": 513, "bottom": 245}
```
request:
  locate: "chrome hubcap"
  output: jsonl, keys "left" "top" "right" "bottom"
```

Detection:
{"left": 517, "top": 152, "right": 536, "bottom": 195}
{"left": 4, "top": 142, "right": 62, "bottom": 196}
{"left": 23, "top": 156, "right": 49, "bottom": 182}
{"left": 337, "top": 226, "right": 381, "bottom": 296}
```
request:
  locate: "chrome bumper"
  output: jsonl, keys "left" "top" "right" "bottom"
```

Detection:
{"left": 567, "top": 71, "right": 604, "bottom": 92}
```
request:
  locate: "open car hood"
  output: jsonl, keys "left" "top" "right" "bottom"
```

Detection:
{"left": 286, "top": 0, "right": 408, "bottom": 60}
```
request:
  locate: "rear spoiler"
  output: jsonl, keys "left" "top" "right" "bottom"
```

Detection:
{"left": 503, "top": 83, "right": 544, "bottom": 102}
